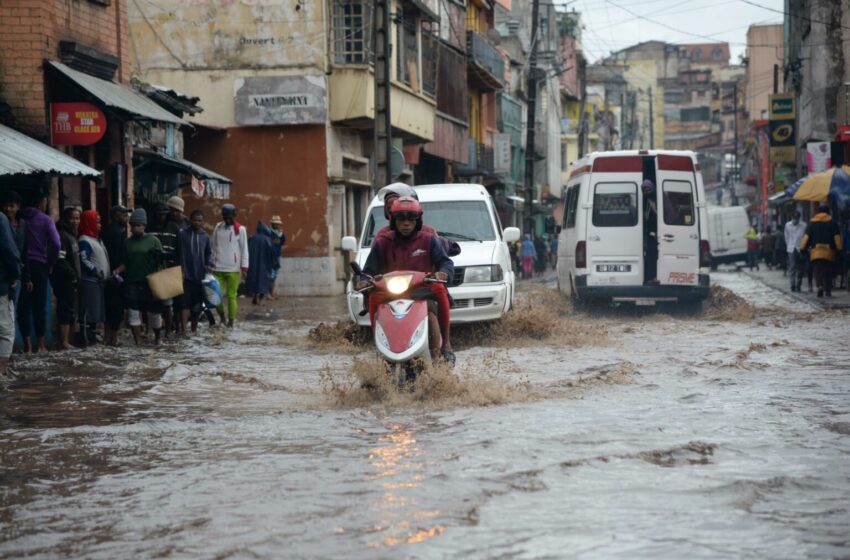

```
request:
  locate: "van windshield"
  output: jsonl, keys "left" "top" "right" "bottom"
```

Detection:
{"left": 362, "top": 201, "right": 496, "bottom": 246}
{"left": 592, "top": 182, "right": 638, "bottom": 227}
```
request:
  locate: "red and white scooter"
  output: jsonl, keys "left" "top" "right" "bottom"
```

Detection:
{"left": 352, "top": 263, "right": 444, "bottom": 383}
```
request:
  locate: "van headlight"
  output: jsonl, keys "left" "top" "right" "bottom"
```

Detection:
{"left": 386, "top": 274, "right": 413, "bottom": 294}
{"left": 464, "top": 265, "right": 503, "bottom": 283}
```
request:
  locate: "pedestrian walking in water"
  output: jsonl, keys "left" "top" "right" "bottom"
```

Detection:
{"left": 18, "top": 194, "right": 59, "bottom": 353}
{"left": 246, "top": 221, "right": 277, "bottom": 305}
{"left": 784, "top": 211, "right": 806, "bottom": 292}
{"left": 267, "top": 215, "right": 285, "bottom": 301}
{"left": 520, "top": 233, "right": 536, "bottom": 279}
{"left": 151, "top": 197, "right": 187, "bottom": 336}
{"left": 211, "top": 204, "right": 248, "bottom": 328}
{"left": 2, "top": 192, "right": 27, "bottom": 345}
{"left": 102, "top": 205, "right": 128, "bottom": 346}
{"left": 179, "top": 209, "right": 213, "bottom": 333}
{"left": 534, "top": 235, "right": 547, "bottom": 277}
{"left": 0, "top": 209, "right": 20, "bottom": 377}
{"left": 52, "top": 207, "right": 81, "bottom": 350}
{"left": 77, "top": 210, "right": 109, "bottom": 346}
{"left": 761, "top": 226, "right": 777, "bottom": 269}
{"left": 115, "top": 209, "right": 164, "bottom": 345}
{"left": 800, "top": 205, "right": 842, "bottom": 298}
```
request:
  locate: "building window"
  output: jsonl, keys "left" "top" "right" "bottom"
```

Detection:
{"left": 396, "top": 8, "right": 420, "bottom": 88}
{"left": 692, "top": 48, "right": 702, "bottom": 60}
{"left": 333, "top": 0, "right": 372, "bottom": 64}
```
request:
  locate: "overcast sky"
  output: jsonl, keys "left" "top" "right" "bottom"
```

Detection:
{"left": 566, "top": 0, "right": 785, "bottom": 65}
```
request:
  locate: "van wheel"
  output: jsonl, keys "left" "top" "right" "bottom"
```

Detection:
{"left": 709, "top": 258, "right": 718, "bottom": 271}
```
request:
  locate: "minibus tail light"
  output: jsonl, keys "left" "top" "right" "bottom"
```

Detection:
{"left": 576, "top": 241, "right": 587, "bottom": 269}
{"left": 700, "top": 240, "right": 711, "bottom": 268}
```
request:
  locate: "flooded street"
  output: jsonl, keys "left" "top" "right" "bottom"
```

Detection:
{"left": 1, "top": 272, "right": 848, "bottom": 559}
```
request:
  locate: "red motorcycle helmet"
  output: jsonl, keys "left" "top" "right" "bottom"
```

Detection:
{"left": 390, "top": 196, "right": 423, "bottom": 232}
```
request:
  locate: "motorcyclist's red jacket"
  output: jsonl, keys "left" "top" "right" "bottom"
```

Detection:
{"left": 374, "top": 224, "right": 461, "bottom": 257}
{"left": 363, "top": 229, "right": 454, "bottom": 279}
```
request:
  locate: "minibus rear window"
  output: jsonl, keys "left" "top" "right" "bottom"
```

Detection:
{"left": 592, "top": 182, "right": 638, "bottom": 227}
{"left": 662, "top": 180, "right": 695, "bottom": 226}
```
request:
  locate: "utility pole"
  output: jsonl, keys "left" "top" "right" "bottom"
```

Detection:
{"left": 629, "top": 91, "right": 638, "bottom": 149}
{"left": 523, "top": 0, "right": 540, "bottom": 235}
{"left": 603, "top": 85, "right": 610, "bottom": 151}
{"left": 620, "top": 89, "right": 626, "bottom": 151}
{"left": 648, "top": 86, "right": 654, "bottom": 149}
{"left": 733, "top": 81, "right": 738, "bottom": 185}
{"left": 373, "top": 0, "right": 392, "bottom": 193}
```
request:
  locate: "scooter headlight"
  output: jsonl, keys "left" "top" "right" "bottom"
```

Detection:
{"left": 408, "top": 319, "right": 428, "bottom": 349}
{"left": 386, "top": 274, "right": 413, "bottom": 295}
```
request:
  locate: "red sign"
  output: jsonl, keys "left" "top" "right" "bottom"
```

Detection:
{"left": 50, "top": 103, "right": 107, "bottom": 145}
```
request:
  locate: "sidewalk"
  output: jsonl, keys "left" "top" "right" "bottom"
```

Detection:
{"left": 741, "top": 266, "right": 850, "bottom": 310}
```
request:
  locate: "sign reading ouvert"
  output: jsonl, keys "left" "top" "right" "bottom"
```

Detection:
{"left": 235, "top": 75, "right": 327, "bottom": 126}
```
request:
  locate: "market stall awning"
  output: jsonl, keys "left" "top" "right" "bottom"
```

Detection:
{"left": 767, "top": 191, "right": 789, "bottom": 205}
{"left": 48, "top": 61, "right": 186, "bottom": 125}
{"left": 0, "top": 123, "right": 101, "bottom": 178}
{"left": 134, "top": 149, "right": 230, "bottom": 183}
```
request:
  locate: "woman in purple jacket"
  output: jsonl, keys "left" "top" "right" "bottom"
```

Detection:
{"left": 18, "top": 195, "right": 60, "bottom": 353}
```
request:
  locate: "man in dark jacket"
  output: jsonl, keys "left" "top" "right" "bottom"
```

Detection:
{"left": 52, "top": 207, "right": 81, "bottom": 350}
{"left": 179, "top": 209, "right": 213, "bottom": 333}
{"left": 800, "top": 204, "right": 843, "bottom": 297}
{"left": 18, "top": 194, "right": 60, "bottom": 353}
{"left": 246, "top": 222, "right": 277, "bottom": 305}
{"left": 102, "top": 205, "right": 128, "bottom": 346}
{"left": 151, "top": 197, "right": 188, "bottom": 335}
{"left": 0, "top": 211, "right": 21, "bottom": 377}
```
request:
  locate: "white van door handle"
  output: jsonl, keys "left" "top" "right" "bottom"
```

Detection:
{"left": 663, "top": 234, "right": 674, "bottom": 239}
{"left": 588, "top": 235, "right": 600, "bottom": 242}
{"left": 689, "top": 233, "right": 698, "bottom": 239}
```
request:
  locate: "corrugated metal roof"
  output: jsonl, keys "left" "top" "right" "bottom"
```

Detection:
{"left": 135, "top": 149, "right": 231, "bottom": 183}
{"left": 48, "top": 61, "right": 186, "bottom": 125}
{"left": 0, "top": 123, "right": 101, "bottom": 178}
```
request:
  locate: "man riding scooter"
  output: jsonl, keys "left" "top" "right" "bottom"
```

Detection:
{"left": 373, "top": 184, "right": 459, "bottom": 362}
{"left": 358, "top": 196, "right": 456, "bottom": 363}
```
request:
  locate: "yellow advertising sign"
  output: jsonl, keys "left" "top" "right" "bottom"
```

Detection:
{"left": 770, "top": 146, "right": 796, "bottom": 163}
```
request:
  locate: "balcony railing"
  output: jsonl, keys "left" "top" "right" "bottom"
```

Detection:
{"left": 467, "top": 31, "right": 504, "bottom": 91}
{"left": 455, "top": 139, "right": 495, "bottom": 176}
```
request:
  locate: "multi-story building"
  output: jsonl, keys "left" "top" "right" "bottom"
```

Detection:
{"left": 128, "top": 0, "right": 437, "bottom": 295}
{"left": 0, "top": 0, "right": 221, "bottom": 214}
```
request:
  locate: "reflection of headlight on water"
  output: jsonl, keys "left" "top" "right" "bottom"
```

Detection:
{"left": 386, "top": 274, "right": 413, "bottom": 295}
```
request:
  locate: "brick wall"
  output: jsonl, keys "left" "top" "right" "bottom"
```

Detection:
{"left": 0, "top": 0, "right": 129, "bottom": 139}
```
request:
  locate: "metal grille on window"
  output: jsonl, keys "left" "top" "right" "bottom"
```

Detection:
{"left": 333, "top": 0, "right": 372, "bottom": 64}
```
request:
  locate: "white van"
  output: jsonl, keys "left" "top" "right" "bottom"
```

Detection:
{"left": 341, "top": 183, "right": 521, "bottom": 326}
{"left": 556, "top": 150, "right": 710, "bottom": 308}
{"left": 707, "top": 206, "right": 750, "bottom": 269}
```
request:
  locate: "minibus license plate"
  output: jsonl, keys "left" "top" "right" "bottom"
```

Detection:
{"left": 597, "top": 264, "right": 631, "bottom": 272}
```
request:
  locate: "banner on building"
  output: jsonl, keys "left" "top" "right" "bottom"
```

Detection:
{"left": 494, "top": 133, "right": 511, "bottom": 173}
{"left": 50, "top": 103, "right": 106, "bottom": 145}
{"left": 773, "top": 163, "right": 796, "bottom": 193}
{"left": 806, "top": 141, "right": 832, "bottom": 173}
{"left": 235, "top": 75, "right": 327, "bottom": 126}
{"left": 768, "top": 93, "right": 796, "bottom": 163}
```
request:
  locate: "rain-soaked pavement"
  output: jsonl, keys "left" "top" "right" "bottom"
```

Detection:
{"left": 1, "top": 272, "right": 849, "bottom": 559}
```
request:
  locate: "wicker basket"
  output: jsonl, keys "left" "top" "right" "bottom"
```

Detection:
{"left": 146, "top": 266, "right": 185, "bottom": 301}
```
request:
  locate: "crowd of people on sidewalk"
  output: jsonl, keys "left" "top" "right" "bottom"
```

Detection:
{"left": 511, "top": 233, "right": 558, "bottom": 279}
{"left": 748, "top": 205, "right": 847, "bottom": 298}
{"left": 0, "top": 192, "right": 286, "bottom": 376}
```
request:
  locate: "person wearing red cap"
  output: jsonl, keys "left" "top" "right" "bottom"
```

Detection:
{"left": 360, "top": 196, "right": 455, "bottom": 363}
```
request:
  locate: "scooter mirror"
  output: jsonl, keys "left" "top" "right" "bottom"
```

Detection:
{"left": 350, "top": 262, "right": 364, "bottom": 276}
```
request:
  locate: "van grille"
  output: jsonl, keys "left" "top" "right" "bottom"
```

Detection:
{"left": 450, "top": 297, "right": 494, "bottom": 309}
{"left": 451, "top": 298, "right": 470, "bottom": 309}
{"left": 473, "top": 297, "right": 494, "bottom": 306}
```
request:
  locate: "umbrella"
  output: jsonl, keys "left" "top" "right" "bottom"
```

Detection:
{"left": 786, "top": 165, "right": 850, "bottom": 206}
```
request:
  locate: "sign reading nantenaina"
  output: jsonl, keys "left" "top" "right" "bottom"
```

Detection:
{"left": 249, "top": 94, "right": 317, "bottom": 109}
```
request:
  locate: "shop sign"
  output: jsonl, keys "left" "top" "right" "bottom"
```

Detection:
{"left": 494, "top": 133, "right": 511, "bottom": 173}
{"left": 235, "top": 75, "right": 327, "bottom": 126}
{"left": 50, "top": 103, "right": 107, "bottom": 145}
{"left": 806, "top": 141, "right": 832, "bottom": 173}
{"left": 768, "top": 118, "right": 795, "bottom": 163}
{"left": 773, "top": 163, "right": 796, "bottom": 192}
{"left": 768, "top": 93, "right": 795, "bottom": 119}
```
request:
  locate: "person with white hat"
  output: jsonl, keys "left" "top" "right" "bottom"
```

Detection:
{"left": 268, "top": 215, "right": 285, "bottom": 300}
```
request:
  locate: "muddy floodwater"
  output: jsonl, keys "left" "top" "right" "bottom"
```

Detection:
{"left": 1, "top": 272, "right": 848, "bottom": 558}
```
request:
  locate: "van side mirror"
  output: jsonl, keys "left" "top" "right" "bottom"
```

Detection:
{"left": 341, "top": 236, "right": 358, "bottom": 252}
{"left": 502, "top": 227, "right": 521, "bottom": 243}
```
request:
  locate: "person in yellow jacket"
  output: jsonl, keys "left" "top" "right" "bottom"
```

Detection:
{"left": 800, "top": 205, "right": 843, "bottom": 297}
{"left": 745, "top": 226, "right": 760, "bottom": 271}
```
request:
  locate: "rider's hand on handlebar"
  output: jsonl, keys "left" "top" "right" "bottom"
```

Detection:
{"left": 434, "top": 271, "right": 449, "bottom": 282}
{"left": 356, "top": 280, "right": 370, "bottom": 290}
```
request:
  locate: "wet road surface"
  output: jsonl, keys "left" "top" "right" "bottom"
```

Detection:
{"left": 1, "top": 272, "right": 848, "bottom": 558}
